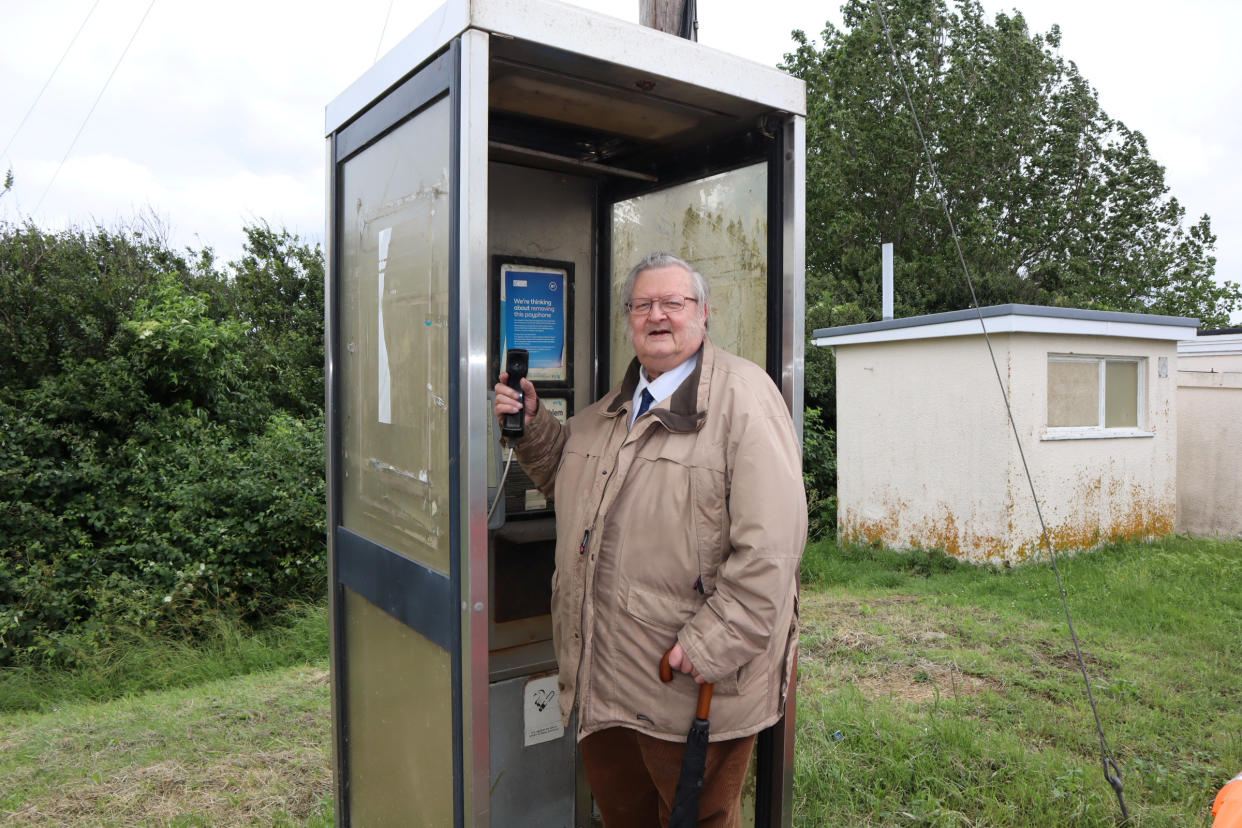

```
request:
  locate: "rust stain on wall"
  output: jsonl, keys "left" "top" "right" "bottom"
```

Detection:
{"left": 1033, "top": 496, "right": 1175, "bottom": 557}
{"left": 839, "top": 502, "right": 1008, "bottom": 565}
{"left": 840, "top": 482, "right": 1175, "bottom": 566}
{"left": 839, "top": 512, "right": 896, "bottom": 548}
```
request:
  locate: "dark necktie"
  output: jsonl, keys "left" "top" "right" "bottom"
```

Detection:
{"left": 636, "top": 388, "right": 655, "bottom": 418}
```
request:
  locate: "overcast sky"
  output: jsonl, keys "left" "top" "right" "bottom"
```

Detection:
{"left": 2, "top": 0, "right": 1239, "bottom": 322}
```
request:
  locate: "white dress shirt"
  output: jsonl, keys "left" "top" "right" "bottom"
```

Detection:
{"left": 630, "top": 353, "right": 698, "bottom": 428}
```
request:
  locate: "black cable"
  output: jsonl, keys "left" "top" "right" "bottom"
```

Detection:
{"left": 374, "top": 0, "right": 397, "bottom": 62}
{"left": 1, "top": 0, "right": 103, "bottom": 165}
{"left": 34, "top": 0, "right": 159, "bottom": 214}
{"left": 869, "top": 2, "right": 1130, "bottom": 822}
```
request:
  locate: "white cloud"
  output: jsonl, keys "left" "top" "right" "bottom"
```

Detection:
{"left": 2, "top": 0, "right": 1239, "bottom": 319}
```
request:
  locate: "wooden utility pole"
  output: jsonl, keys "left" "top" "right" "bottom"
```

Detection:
{"left": 639, "top": 0, "right": 697, "bottom": 40}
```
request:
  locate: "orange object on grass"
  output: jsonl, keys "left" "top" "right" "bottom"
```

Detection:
{"left": 1215, "top": 773, "right": 1242, "bottom": 828}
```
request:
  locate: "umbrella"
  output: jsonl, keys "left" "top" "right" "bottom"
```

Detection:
{"left": 659, "top": 646, "right": 715, "bottom": 828}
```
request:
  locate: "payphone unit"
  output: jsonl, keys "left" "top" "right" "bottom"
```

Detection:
{"left": 325, "top": 1, "right": 805, "bottom": 824}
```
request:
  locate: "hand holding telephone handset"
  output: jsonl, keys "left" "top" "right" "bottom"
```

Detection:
{"left": 489, "top": 349, "right": 534, "bottom": 522}
{"left": 500, "top": 348, "right": 530, "bottom": 438}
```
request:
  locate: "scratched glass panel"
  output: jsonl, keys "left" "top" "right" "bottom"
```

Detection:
{"left": 344, "top": 586, "right": 453, "bottom": 826}
{"left": 1047, "top": 359, "right": 1099, "bottom": 427}
{"left": 339, "top": 97, "right": 452, "bottom": 574}
{"left": 1104, "top": 359, "right": 1139, "bottom": 428}
{"left": 610, "top": 163, "right": 768, "bottom": 383}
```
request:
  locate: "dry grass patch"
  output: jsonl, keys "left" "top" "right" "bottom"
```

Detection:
{"left": 8, "top": 751, "right": 327, "bottom": 826}
{"left": 799, "top": 591, "right": 1004, "bottom": 704}
{"left": 853, "top": 661, "right": 998, "bottom": 703}
{"left": 0, "top": 666, "right": 331, "bottom": 827}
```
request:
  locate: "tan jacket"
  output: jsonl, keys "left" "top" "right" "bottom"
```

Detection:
{"left": 513, "top": 338, "right": 806, "bottom": 742}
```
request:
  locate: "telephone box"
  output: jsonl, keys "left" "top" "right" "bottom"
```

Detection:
{"left": 324, "top": 1, "right": 805, "bottom": 824}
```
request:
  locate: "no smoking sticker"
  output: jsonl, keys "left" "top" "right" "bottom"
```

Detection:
{"left": 523, "top": 673, "right": 563, "bottom": 747}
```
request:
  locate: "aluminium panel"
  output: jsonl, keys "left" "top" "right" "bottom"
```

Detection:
{"left": 458, "top": 27, "right": 493, "bottom": 827}
{"left": 325, "top": 131, "right": 348, "bottom": 824}
{"left": 765, "top": 112, "right": 802, "bottom": 828}
{"left": 781, "top": 115, "right": 805, "bottom": 441}
{"left": 488, "top": 674, "right": 577, "bottom": 826}
{"left": 327, "top": 0, "right": 804, "bottom": 136}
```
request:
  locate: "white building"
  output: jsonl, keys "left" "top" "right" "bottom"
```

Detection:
{"left": 813, "top": 305, "right": 1200, "bottom": 564}
{"left": 1176, "top": 328, "right": 1242, "bottom": 538}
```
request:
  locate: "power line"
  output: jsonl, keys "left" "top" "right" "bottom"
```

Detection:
{"left": 374, "top": 0, "right": 397, "bottom": 62}
{"left": 1, "top": 0, "right": 103, "bottom": 165}
{"left": 34, "top": 0, "right": 159, "bottom": 215}
{"left": 870, "top": 1, "right": 1131, "bottom": 823}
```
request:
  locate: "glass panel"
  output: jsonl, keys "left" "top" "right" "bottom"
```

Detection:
{"left": 610, "top": 163, "right": 768, "bottom": 383}
{"left": 339, "top": 98, "right": 452, "bottom": 574}
{"left": 1047, "top": 359, "right": 1099, "bottom": 427}
{"left": 1104, "top": 360, "right": 1139, "bottom": 428}
{"left": 344, "top": 586, "right": 454, "bottom": 826}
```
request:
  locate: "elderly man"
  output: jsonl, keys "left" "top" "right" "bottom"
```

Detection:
{"left": 493, "top": 252, "right": 806, "bottom": 828}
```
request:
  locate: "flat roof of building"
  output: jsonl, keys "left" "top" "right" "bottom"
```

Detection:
{"left": 1179, "top": 329, "right": 1242, "bottom": 357}
{"left": 812, "top": 304, "right": 1200, "bottom": 347}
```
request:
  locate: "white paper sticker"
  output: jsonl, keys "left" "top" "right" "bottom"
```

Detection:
{"left": 523, "top": 673, "right": 563, "bottom": 747}
{"left": 376, "top": 227, "right": 393, "bottom": 424}
{"left": 524, "top": 489, "right": 547, "bottom": 511}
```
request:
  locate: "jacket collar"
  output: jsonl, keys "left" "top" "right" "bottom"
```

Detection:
{"left": 603, "top": 337, "right": 713, "bottom": 433}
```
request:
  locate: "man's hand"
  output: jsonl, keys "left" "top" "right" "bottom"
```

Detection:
{"left": 494, "top": 372, "right": 538, "bottom": 429}
{"left": 666, "top": 642, "right": 707, "bottom": 685}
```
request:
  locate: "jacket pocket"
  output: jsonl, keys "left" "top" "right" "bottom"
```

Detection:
{"left": 625, "top": 585, "right": 741, "bottom": 695}
{"left": 625, "top": 584, "right": 698, "bottom": 633}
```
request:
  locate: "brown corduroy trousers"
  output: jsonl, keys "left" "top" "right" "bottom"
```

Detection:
{"left": 580, "top": 726, "right": 756, "bottom": 828}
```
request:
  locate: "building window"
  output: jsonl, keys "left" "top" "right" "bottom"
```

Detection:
{"left": 1047, "top": 355, "right": 1144, "bottom": 434}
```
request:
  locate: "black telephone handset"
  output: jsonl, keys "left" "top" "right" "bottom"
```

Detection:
{"left": 502, "top": 349, "right": 529, "bottom": 438}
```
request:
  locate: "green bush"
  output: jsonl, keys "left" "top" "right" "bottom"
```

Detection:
{"left": 802, "top": 406, "right": 837, "bottom": 541}
{"left": 0, "top": 222, "right": 325, "bottom": 666}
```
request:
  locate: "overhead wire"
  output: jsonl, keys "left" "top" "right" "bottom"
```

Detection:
{"left": 374, "top": 0, "right": 397, "bottom": 62}
{"left": 33, "top": 0, "right": 159, "bottom": 215}
{"left": 1, "top": 0, "right": 103, "bottom": 166}
{"left": 868, "top": 1, "right": 1131, "bottom": 822}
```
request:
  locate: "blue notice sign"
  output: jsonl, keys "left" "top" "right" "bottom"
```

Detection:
{"left": 501, "top": 265, "right": 568, "bottom": 383}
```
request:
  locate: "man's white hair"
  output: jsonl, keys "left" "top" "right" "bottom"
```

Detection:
{"left": 621, "top": 253, "right": 710, "bottom": 314}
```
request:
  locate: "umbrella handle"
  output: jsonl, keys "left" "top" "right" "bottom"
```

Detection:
{"left": 660, "top": 646, "right": 714, "bottom": 720}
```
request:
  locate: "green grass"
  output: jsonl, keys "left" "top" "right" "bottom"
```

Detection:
{"left": 0, "top": 666, "right": 333, "bottom": 826}
{"left": 0, "top": 601, "right": 329, "bottom": 714}
{"left": 794, "top": 535, "right": 1242, "bottom": 827}
{"left": 2, "top": 536, "right": 1238, "bottom": 825}
{"left": 0, "top": 602, "right": 334, "bottom": 825}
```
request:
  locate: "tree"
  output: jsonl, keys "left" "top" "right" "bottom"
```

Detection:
{"left": 216, "top": 223, "right": 325, "bottom": 419}
{"left": 0, "top": 224, "right": 189, "bottom": 390}
{"left": 0, "top": 221, "right": 325, "bottom": 666}
{"left": 784, "top": 0, "right": 1241, "bottom": 420}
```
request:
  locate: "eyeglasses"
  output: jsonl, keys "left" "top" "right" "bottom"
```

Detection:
{"left": 625, "top": 295, "right": 699, "bottom": 316}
